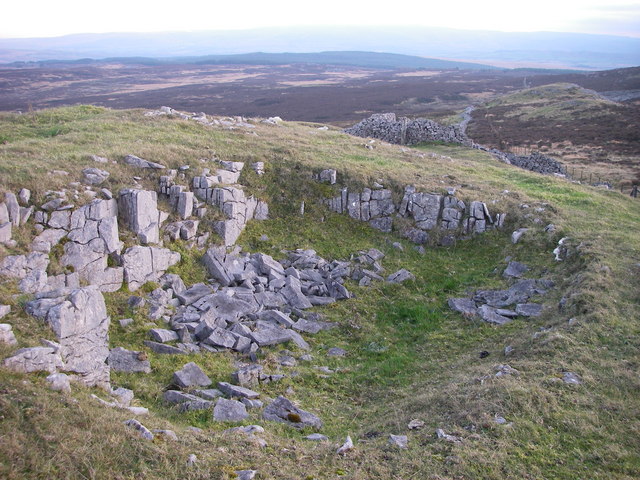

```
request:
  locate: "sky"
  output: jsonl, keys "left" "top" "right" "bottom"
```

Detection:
{"left": 2, "top": 0, "right": 639, "bottom": 38}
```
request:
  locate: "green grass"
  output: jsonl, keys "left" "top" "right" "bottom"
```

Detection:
{"left": 1, "top": 106, "right": 639, "bottom": 479}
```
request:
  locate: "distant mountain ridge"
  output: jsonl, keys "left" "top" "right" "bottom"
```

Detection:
{"left": 1, "top": 26, "right": 639, "bottom": 69}
{"left": 4, "top": 51, "right": 500, "bottom": 71}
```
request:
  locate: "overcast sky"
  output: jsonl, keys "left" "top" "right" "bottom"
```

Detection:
{"left": 2, "top": 0, "right": 639, "bottom": 38}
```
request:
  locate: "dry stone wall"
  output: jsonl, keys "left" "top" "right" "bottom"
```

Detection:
{"left": 327, "top": 183, "right": 505, "bottom": 244}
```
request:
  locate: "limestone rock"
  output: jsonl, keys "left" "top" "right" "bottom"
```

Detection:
{"left": 217, "top": 382, "right": 260, "bottom": 399}
{"left": 46, "top": 372, "right": 71, "bottom": 392}
{"left": 387, "top": 269, "right": 415, "bottom": 284}
{"left": 3, "top": 346, "right": 64, "bottom": 374}
{"left": 124, "top": 419, "right": 154, "bottom": 440}
{"left": 389, "top": 434, "right": 408, "bottom": 448}
{"left": 123, "top": 154, "right": 165, "bottom": 169}
{"left": 337, "top": 435, "right": 354, "bottom": 455}
{"left": 503, "top": 261, "right": 529, "bottom": 278}
{"left": 118, "top": 189, "right": 161, "bottom": 244}
{"left": 122, "top": 246, "right": 180, "bottom": 291}
{"left": 232, "top": 364, "right": 263, "bottom": 387}
{"left": 263, "top": 395, "right": 322, "bottom": 429}
{"left": 24, "top": 287, "right": 111, "bottom": 387}
{"left": 447, "top": 298, "right": 477, "bottom": 316}
{"left": 0, "top": 323, "right": 17, "bottom": 345}
{"left": 173, "top": 362, "right": 212, "bottom": 389}
{"left": 107, "top": 347, "right": 152, "bottom": 373}
{"left": 82, "top": 167, "right": 110, "bottom": 185}
{"left": 515, "top": 303, "right": 543, "bottom": 317}
{"left": 213, "top": 397, "right": 248, "bottom": 422}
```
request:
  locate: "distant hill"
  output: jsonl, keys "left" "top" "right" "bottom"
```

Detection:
{"left": 1, "top": 26, "right": 639, "bottom": 69}
{"left": 7, "top": 51, "right": 500, "bottom": 71}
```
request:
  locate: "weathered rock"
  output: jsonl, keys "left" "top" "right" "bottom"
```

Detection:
{"left": 218, "top": 382, "right": 260, "bottom": 399}
{"left": 515, "top": 303, "right": 543, "bottom": 317}
{"left": 118, "top": 189, "right": 161, "bottom": 244}
{"left": 0, "top": 222, "right": 11, "bottom": 244}
{"left": 107, "top": 347, "right": 152, "bottom": 373}
{"left": 477, "top": 305, "right": 512, "bottom": 325}
{"left": 447, "top": 298, "right": 477, "bottom": 316}
{"left": 149, "top": 328, "right": 179, "bottom": 343}
{"left": 327, "top": 347, "right": 347, "bottom": 357}
{"left": 232, "top": 364, "right": 263, "bottom": 387}
{"left": 82, "top": 167, "right": 110, "bottom": 185}
{"left": 123, "top": 154, "right": 165, "bottom": 169}
{"left": 263, "top": 395, "right": 322, "bottom": 429}
{"left": 25, "top": 287, "right": 110, "bottom": 387}
{"left": 389, "top": 434, "right": 408, "bottom": 448}
{"left": 0, "top": 323, "right": 17, "bottom": 345}
{"left": 562, "top": 372, "right": 582, "bottom": 384}
{"left": 337, "top": 435, "right": 354, "bottom": 455}
{"left": 46, "top": 372, "right": 71, "bottom": 392}
{"left": 436, "top": 428, "right": 462, "bottom": 443}
{"left": 3, "top": 346, "right": 63, "bottom": 374}
{"left": 163, "top": 390, "right": 201, "bottom": 404}
{"left": 213, "top": 397, "right": 248, "bottom": 422}
{"left": 248, "top": 326, "right": 292, "bottom": 347}
{"left": 503, "top": 261, "right": 529, "bottom": 278}
{"left": 235, "top": 470, "right": 257, "bottom": 480}
{"left": 124, "top": 419, "right": 154, "bottom": 440}
{"left": 305, "top": 433, "right": 329, "bottom": 441}
{"left": 173, "top": 362, "right": 212, "bottom": 389}
{"left": 122, "top": 246, "right": 180, "bottom": 291}
{"left": 387, "top": 269, "right": 415, "bottom": 284}
{"left": 319, "top": 169, "right": 337, "bottom": 184}
{"left": 511, "top": 228, "right": 529, "bottom": 244}
{"left": 176, "top": 283, "right": 213, "bottom": 305}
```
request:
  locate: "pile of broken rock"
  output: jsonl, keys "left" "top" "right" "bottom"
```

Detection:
{"left": 447, "top": 261, "right": 552, "bottom": 325}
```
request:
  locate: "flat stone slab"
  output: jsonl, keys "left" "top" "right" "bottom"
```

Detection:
{"left": 516, "top": 303, "right": 543, "bottom": 317}
{"left": 477, "top": 305, "right": 512, "bottom": 325}
{"left": 263, "top": 395, "right": 322, "bottom": 429}
{"left": 447, "top": 298, "right": 477, "bottom": 316}
{"left": 503, "top": 261, "right": 529, "bottom": 278}
{"left": 143, "top": 340, "right": 186, "bottom": 355}
{"left": 387, "top": 269, "right": 415, "bottom": 284}
{"left": 173, "top": 362, "right": 212, "bottom": 389}
{"left": 213, "top": 398, "right": 248, "bottom": 422}
{"left": 248, "top": 326, "right": 292, "bottom": 347}
{"left": 148, "top": 328, "right": 179, "bottom": 343}
{"left": 108, "top": 347, "right": 151, "bottom": 373}
{"left": 218, "top": 382, "right": 260, "bottom": 399}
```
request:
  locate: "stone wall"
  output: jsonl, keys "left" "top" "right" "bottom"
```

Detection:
{"left": 327, "top": 183, "right": 505, "bottom": 244}
{"left": 344, "top": 113, "right": 469, "bottom": 146}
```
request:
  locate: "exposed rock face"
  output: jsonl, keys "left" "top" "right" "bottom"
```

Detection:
{"left": 328, "top": 182, "right": 501, "bottom": 241}
{"left": 118, "top": 189, "right": 162, "bottom": 244}
{"left": 22, "top": 286, "right": 111, "bottom": 387}
{"left": 122, "top": 246, "right": 181, "bottom": 291}
{"left": 59, "top": 198, "right": 123, "bottom": 292}
{"left": 344, "top": 113, "right": 469, "bottom": 146}
{"left": 4, "top": 346, "right": 64, "bottom": 373}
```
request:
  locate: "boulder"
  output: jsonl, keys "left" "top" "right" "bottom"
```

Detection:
{"left": 503, "top": 261, "right": 529, "bottom": 278}
{"left": 231, "top": 364, "right": 263, "bottom": 386}
{"left": 3, "top": 346, "right": 63, "bottom": 374}
{"left": 122, "top": 246, "right": 180, "bottom": 291}
{"left": 447, "top": 298, "right": 477, "bottom": 316}
{"left": 82, "top": 167, "right": 110, "bottom": 185}
{"left": 107, "top": 347, "right": 152, "bottom": 373}
{"left": 173, "top": 362, "right": 212, "bottom": 389}
{"left": 0, "top": 323, "right": 17, "bottom": 345}
{"left": 217, "top": 382, "right": 260, "bottom": 399}
{"left": 123, "top": 154, "right": 165, "bottom": 169}
{"left": 387, "top": 269, "right": 415, "bottom": 284}
{"left": 263, "top": 395, "right": 322, "bottom": 429}
{"left": 118, "top": 189, "right": 161, "bottom": 244}
{"left": 24, "top": 286, "right": 111, "bottom": 387}
{"left": 213, "top": 398, "right": 248, "bottom": 422}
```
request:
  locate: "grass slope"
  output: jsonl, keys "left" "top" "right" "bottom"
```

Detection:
{"left": 0, "top": 106, "right": 639, "bottom": 479}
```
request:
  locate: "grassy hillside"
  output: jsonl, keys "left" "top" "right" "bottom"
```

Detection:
{"left": 466, "top": 83, "right": 640, "bottom": 187}
{"left": 1, "top": 106, "right": 639, "bottom": 479}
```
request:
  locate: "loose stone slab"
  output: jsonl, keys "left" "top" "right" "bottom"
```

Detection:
{"left": 173, "top": 362, "right": 212, "bottom": 389}
{"left": 389, "top": 434, "right": 408, "bottom": 448}
{"left": 515, "top": 303, "right": 543, "bottom": 317}
{"left": 263, "top": 395, "right": 322, "bottom": 429}
{"left": 213, "top": 398, "right": 248, "bottom": 422}
{"left": 447, "top": 298, "right": 477, "bottom": 316}
{"left": 218, "top": 382, "right": 260, "bottom": 399}
{"left": 503, "top": 261, "right": 529, "bottom": 278}
{"left": 108, "top": 347, "right": 152, "bottom": 373}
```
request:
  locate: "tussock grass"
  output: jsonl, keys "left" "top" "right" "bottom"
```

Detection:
{"left": 0, "top": 106, "right": 639, "bottom": 479}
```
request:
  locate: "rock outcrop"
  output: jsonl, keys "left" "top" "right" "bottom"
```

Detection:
{"left": 12, "top": 286, "right": 112, "bottom": 387}
{"left": 327, "top": 183, "right": 504, "bottom": 242}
